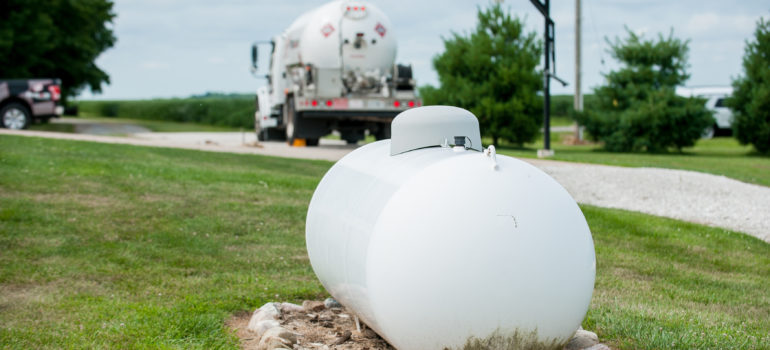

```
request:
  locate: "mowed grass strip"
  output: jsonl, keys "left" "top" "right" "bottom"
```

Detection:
{"left": 29, "top": 114, "right": 242, "bottom": 133}
{"left": 0, "top": 135, "right": 768, "bottom": 349}
{"left": 496, "top": 134, "right": 770, "bottom": 187}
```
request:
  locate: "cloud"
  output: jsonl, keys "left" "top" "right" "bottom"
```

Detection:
{"left": 685, "top": 12, "right": 758, "bottom": 38}
{"left": 686, "top": 13, "right": 720, "bottom": 33}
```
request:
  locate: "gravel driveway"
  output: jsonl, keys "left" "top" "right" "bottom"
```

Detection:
{"left": 2, "top": 128, "right": 768, "bottom": 243}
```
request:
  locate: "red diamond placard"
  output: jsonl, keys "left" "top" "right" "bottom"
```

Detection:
{"left": 321, "top": 23, "right": 335, "bottom": 37}
{"left": 375, "top": 22, "right": 386, "bottom": 37}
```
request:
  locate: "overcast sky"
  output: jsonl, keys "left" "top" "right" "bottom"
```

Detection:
{"left": 79, "top": 0, "right": 769, "bottom": 100}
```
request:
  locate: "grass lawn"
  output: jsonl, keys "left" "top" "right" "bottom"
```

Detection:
{"left": 495, "top": 133, "right": 770, "bottom": 187}
{"left": 29, "top": 113, "right": 242, "bottom": 133}
{"left": 0, "top": 135, "right": 767, "bottom": 349}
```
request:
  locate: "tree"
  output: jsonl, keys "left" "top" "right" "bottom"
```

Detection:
{"left": 0, "top": 0, "right": 116, "bottom": 100}
{"left": 420, "top": 4, "right": 542, "bottom": 146}
{"left": 576, "top": 29, "right": 713, "bottom": 152}
{"left": 728, "top": 18, "right": 770, "bottom": 154}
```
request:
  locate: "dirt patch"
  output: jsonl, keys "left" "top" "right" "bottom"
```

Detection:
{"left": 227, "top": 302, "right": 394, "bottom": 350}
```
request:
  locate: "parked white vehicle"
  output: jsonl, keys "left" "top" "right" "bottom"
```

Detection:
{"left": 676, "top": 86, "right": 733, "bottom": 138}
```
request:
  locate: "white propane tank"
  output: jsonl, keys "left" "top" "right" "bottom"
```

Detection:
{"left": 283, "top": 0, "right": 397, "bottom": 74}
{"left": 306, "top": 106, "right": 596, "bottom": 350}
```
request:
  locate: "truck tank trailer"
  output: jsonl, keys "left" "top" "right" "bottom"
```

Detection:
{"left": 251, "top": 0, "right": 420, "bottom": 145}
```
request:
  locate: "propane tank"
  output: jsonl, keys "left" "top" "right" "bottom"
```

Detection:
{"left": 306, "top": 106, "right": 596, "bottom": 350}
{"left": 283, "top": 0, "right": 397, "bottom": 74}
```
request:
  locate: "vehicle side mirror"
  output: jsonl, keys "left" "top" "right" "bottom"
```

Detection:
{"left": 251, "top": 44, "right": 258, "bottom": 71}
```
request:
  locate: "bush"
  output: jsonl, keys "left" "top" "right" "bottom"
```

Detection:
{"left": 729, "top": 18, "right": 770, "bottom": 154}
{"left": 550, "top": 94, "right": 599, "bottom": 121}
{"left": 77, "top": 97, "right": 254, "bottom": 128}
{"left": 577, "top": 90, "right": 711, "bottom": 152}
{"left": 578, "top": 29, "right": 713, "bottom": 152}
{"left": 100, "top": 102, "right": 120, "bottom": 117}
{"left": 421, "top": 4, "right": 542, "bottom": 146}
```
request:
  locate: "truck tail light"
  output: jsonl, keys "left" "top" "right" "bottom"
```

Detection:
{"left": 393, "top": 100, "right": 400, "bottom": 107}
{"left": 408, "top": 101, "right": 415, "bottom": 108}
{"left": 48, "top": 85, "right": 61, "bottom": 101}
{"left": 325, "top": 100, "right": 332, "bottom": 107}
{"left": 312, "top": 100, "right": 318, "bottom": 106}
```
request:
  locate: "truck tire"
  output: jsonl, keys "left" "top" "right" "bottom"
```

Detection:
{"left": 1, "top": 103, "right": 31, "bottom": 130}
{"left": 341, "top": 131, "right": 362, "bottom": 144}
{"left": 255, "top": 117, "right": 270, "bottom": 142}
{"left": 306, "top": 138, "right": 319, "bottom": 146}
{"left": 375, "top": 124, "right": 391, "bottom": 140}
{"left": 254, "top": 96, "right": 267, "bottom": 141}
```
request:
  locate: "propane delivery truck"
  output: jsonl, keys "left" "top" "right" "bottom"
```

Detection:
{"left": 251, "top": 0, "right": 420, "bottom": 145}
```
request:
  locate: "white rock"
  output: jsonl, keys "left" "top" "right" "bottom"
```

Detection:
{"left": 256, "top": 336, "right": 290, "bottom": 350}
{"left": 247, "top": 302, "right": 281, "bottom": 332}
{"left": 257, "top": 327, "right": 299, "bottom": 350}
{"left": 583, "top": 344, "right": 611, "bottom": 350}
{"left": 253, "top": 319, "right": 281, "bottom": 339}
{"left": 565, "top": 329, "right": 599, "bottom": 350}
{"left": 279, "top": 302, "right": 305, "bottom": 312}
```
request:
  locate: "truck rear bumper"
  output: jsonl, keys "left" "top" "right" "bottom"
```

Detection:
{"left": 301, "top": 110, "right": 399, "bottom": 122}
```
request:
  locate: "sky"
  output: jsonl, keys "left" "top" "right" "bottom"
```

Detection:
{"left": 79, "top": 0, "right": 769, "bottom": 100}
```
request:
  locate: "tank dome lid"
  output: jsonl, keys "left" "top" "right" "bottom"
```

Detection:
{"left": 390, "top": 106, "right": 482, "bottom": 155}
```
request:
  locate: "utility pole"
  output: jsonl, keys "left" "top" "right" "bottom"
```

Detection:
{"left": 530, "top": 0, "right": 567, "bottom": 158}
{"left": 574, "top": 0, "right": 583, "bottom": 141}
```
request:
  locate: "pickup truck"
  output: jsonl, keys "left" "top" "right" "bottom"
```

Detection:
{"left": 0, "top": 78, "right": 63, "bottom": 129}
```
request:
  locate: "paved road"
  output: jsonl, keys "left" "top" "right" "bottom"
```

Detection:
{"left": 2, "top": 128, "right": 768, "bottom": 243}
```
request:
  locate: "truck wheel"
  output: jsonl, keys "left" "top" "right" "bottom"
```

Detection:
{"left": 306, "top": 138, "right": 319, "bottom": 146}
{"left": 255, "top": 119, "right": 271, "bottom": 141}
{"left": 1, "top": 103, "right": 31, "bottom": 130}
{"left": 341, "top": 130, "right": 363, "bottom": 144}
{"left": 375, "top": 124, "right": 391, "bottom": 140}
{"left": 268, "top": 128, "right": 286, "bottom": 141}
{"left": 254, "top": 96, "right": 267, "bottom": 141}
{"left": 255, "top": 119, "right": 264, "bottom": 141}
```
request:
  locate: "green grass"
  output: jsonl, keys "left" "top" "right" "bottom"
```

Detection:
{"left": 0, "top": 135, "right": 767, "bottom": 349}
{"left": 582, "top": 206, "right": 769, "bottom": 349}
{"left": 76, "top": 96, "right": 254, "bottom": 128}
{"left": 0, "top": 135, "right": 328, "bottom": 348}
{"left": 76, "top": 113, "right": 242, "bottom": 132}
{"left": 28, "top": 122, "right": 76, "bottom": 133}
{"left": 548, "top": 116, "right": 573, "bottom": 127}
{"left": 495, "top": 133, "right": 770, "bottom": 187}
{"left": 28, "top": 114, "right": 241, "bottom": 133}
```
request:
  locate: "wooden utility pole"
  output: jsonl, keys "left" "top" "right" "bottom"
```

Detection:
{"left": 574, "top": 0, "right": 583, "bottom": 141}
{"left": 574, "top": 0, "right": 582, "bottom": 113}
